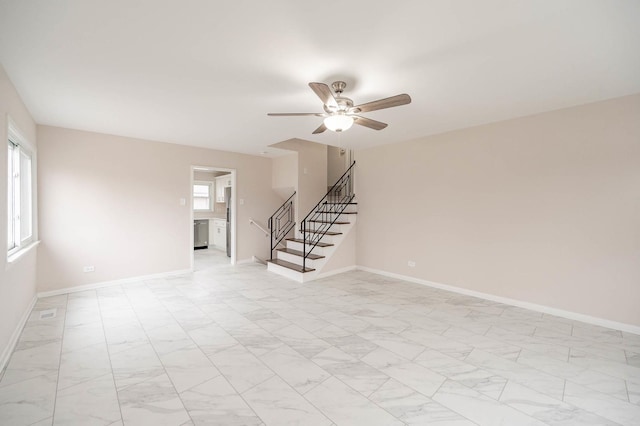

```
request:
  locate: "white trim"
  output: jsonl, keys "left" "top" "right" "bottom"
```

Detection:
{"left": 0, "top": 295, "right": 37, "bottom": 372}
{"left": 7, "top": 116, "right": 35, "bottom": 152}
{"left": 6, "top": 240, "right": 39, "bottom": 267}
{"left": 236, "top": 258, "right": 256, "bottom": 265}
{"left": 251, "top": 255, "right": 267, "bottom": 265}
{"left": 37, "top": 269, "right": 192, "bottom": 298}
{"left": 356, "top": 266, "right": 640, "bottom": 336}
{"left": 6, "top": 116, "right": 38, "bottom": 258}
{"left": 315, "top": 265, "right": 357, "bottom": 280}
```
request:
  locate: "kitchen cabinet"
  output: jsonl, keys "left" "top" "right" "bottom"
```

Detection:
{"left": 215, "top": 175, "right": 232, "bottom": 202}
{"left": 212, "top": 219, "right": 226, "bottom": 250}
{"left": 208, "top": 219, "right": 216, "bottom": 249}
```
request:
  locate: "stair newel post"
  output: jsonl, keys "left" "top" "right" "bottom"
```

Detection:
{"left": 302, "top": 220, "right": 306, "bottom": 271}
{"left": 323, "top": 199, "right": 326, "bottom": 233}
{"left": 268, "top": 216, "right": 273, "bottom": 260}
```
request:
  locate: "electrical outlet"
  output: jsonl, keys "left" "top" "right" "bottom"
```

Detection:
{"left": 83, "top": 265, "right": 95, "bottom": 273}
{"left": 408, "top": 260, "right": 416, "bottom": 267}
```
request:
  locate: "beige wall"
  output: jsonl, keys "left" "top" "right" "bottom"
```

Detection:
{"left": 0, "top": 66, "right": 38, "bottom": 363}
{"left": 271, "top": 139, "right": 328, "bottom": 226}
{"left": 37, "top": 126, "right": 281, "bottom": 292}
{"left": 327, "top": 145, "right": 348, "bottom": 186}
{"left": 320, "top": 222, "right": 357, "bottom": 274}
{"left": 355, "top": 94, "right": 640, "bottom": 327}
{"left": 271, "top": 152, "right": 297, "bottom": 200}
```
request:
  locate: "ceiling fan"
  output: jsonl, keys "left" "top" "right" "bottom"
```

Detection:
{"left": 268, "top": 81, "right": 411, "bottom": 134}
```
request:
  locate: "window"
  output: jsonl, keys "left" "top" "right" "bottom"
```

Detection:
{"left": 7, "top": 123, "right": 34, "bottom": 255}
{"left": 193, "top": 182, "right": 213, "bottom": 211}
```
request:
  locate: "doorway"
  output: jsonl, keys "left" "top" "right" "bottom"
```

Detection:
{"left": 190, "top": 166, "right": 237, "bottom": 271}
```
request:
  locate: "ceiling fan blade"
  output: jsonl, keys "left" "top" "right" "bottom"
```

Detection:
{"left": 352, "top": 94, "right": 411, "bottom": 113}
{"left": 267, "top": 113, "right": 324, "bottom": 116}
{"left": 353, "top": 115, "right": 388, "bottom": 131}
{"left": 312, "top": 123, "right": 327, "bottom": 134}
{"left": 309, "top": 82, "right": 338, "bottom": 108}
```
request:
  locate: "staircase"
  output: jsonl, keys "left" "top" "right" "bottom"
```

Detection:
{"left": 267, "top": 162, "right": 357, "bottom": 282}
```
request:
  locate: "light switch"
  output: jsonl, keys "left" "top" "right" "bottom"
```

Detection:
{"left": 179, "top": 198, "right": 186, "bottom": 206}
{"left": 239, "top": 198, "right": 245, "bottom": 205}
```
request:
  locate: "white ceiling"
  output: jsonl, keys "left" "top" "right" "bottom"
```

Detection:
{"left": 0, "top": 0, "right": 639, "bottom": 156}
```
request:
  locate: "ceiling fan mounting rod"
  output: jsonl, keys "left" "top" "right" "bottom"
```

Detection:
{"left": 332, "top": 81, "right": 347, "bottom": 95}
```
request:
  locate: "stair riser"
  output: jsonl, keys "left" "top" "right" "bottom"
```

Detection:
{"left": 267, "top": 198, "right": 356, "bottom": 283}
{"left": 295, "top": 233, "right": 340, "bottom": 245}
{"left": 285, "top": 241, "right": 331, "bottom": 255}
{"left": 267, "top": 261, "right": 305, "bottom": 282}
{"left": 276, "top": 251, "right": 320, "bottom": 268}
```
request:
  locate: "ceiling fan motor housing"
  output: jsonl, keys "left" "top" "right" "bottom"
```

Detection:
{"left": 323, "top": 97, "right": 353, "bottom": 114}
{"left": 320, "top": 81, "right": 352, "bottom": 113}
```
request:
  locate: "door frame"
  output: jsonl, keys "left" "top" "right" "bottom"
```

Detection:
{"left": 189, "top": 165, "right": 237, "bottom": 269}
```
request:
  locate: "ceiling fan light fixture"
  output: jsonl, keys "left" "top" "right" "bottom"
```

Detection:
{"left": 324, "top": 113, "right": 354, "bottom": 132}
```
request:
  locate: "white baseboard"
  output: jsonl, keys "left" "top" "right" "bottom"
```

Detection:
{"left": 37, "top": 269, "right": 192, "bottom": 298}
{"left": 356, "top": 266, "right": 640, "bottom": 335}
{"left": 315, "top": 265, "right": 358, "bottom": 280}
{"left": 250, "top": 256, "right": 267, "bottom": 265}
{"left": 1, "top": 295, "right": 37, "bottom": 372}
{"left": 236, "top": 257, "right": 257, "bottom": 265}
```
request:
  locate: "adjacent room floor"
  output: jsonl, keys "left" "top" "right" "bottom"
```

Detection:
{"left": 193, "top": 247, "right": 230, "bottom": 272}
{"left": 1, "top": 253, "right": 639, "bottom": 426}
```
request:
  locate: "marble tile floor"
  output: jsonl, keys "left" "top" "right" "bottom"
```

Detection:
{"left": 1, "top": 255, "right": 640, "bottom": 425}
{"left": 193, "top": 247, "right": 230, "bottom": 272}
